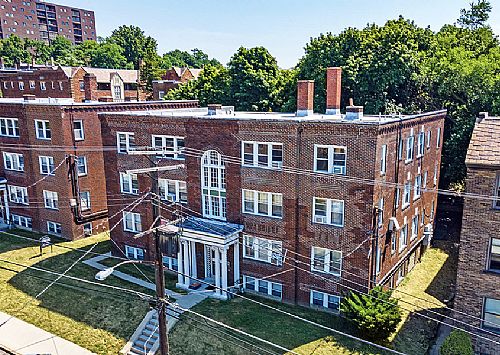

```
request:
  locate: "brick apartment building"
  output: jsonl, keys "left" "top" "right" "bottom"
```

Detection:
{"left": 454, "top": 113, "right": 500, "bottom": 354}
{"left": 0, "top": 65, "right": 146, "bottom": 102}
{"left": 152, "top": 67, "right": 202, "bottom": 100}
{"left": 100, "top": 67, "right": 446, "bottom": 308}
{"left": 0, "top": 96, "right": 198, "bottom": 240}
{"left": 0, "top": 0, "right": 96, "bottom": 44}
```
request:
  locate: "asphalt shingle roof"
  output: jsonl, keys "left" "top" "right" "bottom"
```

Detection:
{"left": 466, "top": 116, "right": 500, "bottom": 167}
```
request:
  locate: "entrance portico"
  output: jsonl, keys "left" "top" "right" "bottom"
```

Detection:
{"left": 175, "top": 216, "right": 243, "bottom": 300}
{"left": 0, "top": 178, "right": 10, "bottom": 228}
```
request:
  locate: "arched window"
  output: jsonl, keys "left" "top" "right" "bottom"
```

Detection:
{"left": 201, "top": 150, "right": 226, "bottom": 220}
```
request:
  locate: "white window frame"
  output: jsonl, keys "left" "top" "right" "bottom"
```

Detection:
{"left": 242, "top": 235, "right": 283, "bottom": 266}
{"left": 312, "top": 197, "right": 344, "bottom": 227}
{"left": 201, "top": 151, "right": 227, "bottom": 220}
{"left": 43, "top": 190, "right": 59, "bottom": 210}
{"left": 117, "top": 132, "right": 134, "bottom": 154}
{"left": 405, "top": 130, "right": 414, "bottom": 163}
{"left": 39, "top": 155, "right": 55, "bottom": 175}
{"left": 242, "top": 189, "right": 283, "bottom": 218}
{"left": 311, "top": 246, "right": 342, "bottom": 276}
{"left": 158, "top": 179, "right": 187, "bottom": 203}
{"left": 47, "top": 221, "right": 62, "bottom": 235}
{"left": 77, "top": 156, "right": 87, "bottom": 176}
{"left": 242, "top": 275, "right": 283, "bottom": 299}
{"left": 436, "top": 127, "right": 441, "bottom": 148}
{"left": 488, "top": 238, "right": 500, "bottom": 272}
{"left": 411, "top": 214, "right": 419, "bottom": 240}
{"left": 35, "top": 119, "right": 51, "bottom": 140}
{"left": 40, "top": 81, "right": 46, "bottom": 91}
{"left": 151, "top": 135, "right": 185, "bottom": 160}
{"left": 3, "top": 152, "right": 24, "bottom": 171}
{"left": 403, "top": 181, "right": 411, "bottom": 209}
{"left": 29, "top": 80, "right": 35, "bottom": 89}
{"left": 482, "top": 298, "right": 500, "bottom": 332}
{"left": 125, "top": 245, "right": 145, "bottom": 260}
{"left": 18, "top": 81, "right": 24, "bottom": 90}
{"left": 241, "top": 141, "right": 283, "bottom": 169}
{"left": 0, "top": 117, "right": 20, "bottom": 137}
{"left": 417, "top": 129, "right": 425, "bottom": 157}
{"left": 7, "top": 185, "right": 28, "bottom": 205}
{"left": 399, "top": 222, "right": 408, "bottom": 252}
{"left": 380, "top": 144, "right": 387, "bottom": 175}
{"left": 427, "top": 130, "right": 431, "bottom": 149}
{"left": 123, "top": 212, "right": 142, "bottom": 233}
{"left": 83, "top": 222, "right": 93, "bottom": 236}
{"left": 11, "top": 214, "right": 32, "bottom": 230}
{"left": 73, "top": 120, "right": 84, "bottom": 141}
{"left": 80, "top": 191, "right": 91, "bottom": 211}
{"left": 310, "top": 290, "right": 341, "bottom": 312}
{"left": 414, "top": 175, "right": 422, "bottom": 200}
{"left": 494, "top": 174, "right": 500, "bottom": 210}
{"left": 120, "top": 172, "right": 139, "bottom": 195}
{"left": 378, "top": 198, "right": 384, "bottom": 227}
{"left": 314, "top": 145, "right": 347, "bottom": 175}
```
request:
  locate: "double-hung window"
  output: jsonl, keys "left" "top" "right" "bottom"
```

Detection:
{"left": 494, "top": 174, "right": 500, "bottom": 209}
{"left": 488, "top": 238, "right": 500, "bottom": 272}
{"left": 242, "top": 190, "right": 283, "bottom": 218}
{"left": 414, "top": 175, "right": 422, "bottom": 200}
{"left": 482, "top": 298, "right": 500, "bottom": 332}
{"left": 243, "top": 275, "right": 282, "bottom": 299}
{"left": 312, "top": 197, "right": 344, "bottom": 227}
{"left": 120, "top": 172, "right": 138, "bottom": 194}
{"left": 417, "top": 129, "right": 425, "bottom": 157}
{"left": 47, "top": 221, "right": 61, "bottom": 235}
{"left": 411, "top": 215, "right": 419, "bottom": 240}
{"left": 73, "top": 120, "right": 84, "bottom": 140}
{"left": 201, "top": 151, "right": 226, "bottom": 220}
{"left": 18, "top": 81, "right": 24, "bottom": 91}
{"left": 159, "top": 179, "right": 187, "bottom": 203}
{"left": 117, "top": 132, "right": 135, "bottom": 154}
{"left": 152, "top": 135, "right": 185, "bottom": 159}
{"left": 378, "top": 198, "right": 384, "bottom": 227}
{"left": 399, "top": 223, "right": 408, "bottom": 252}
{"left": 12, "top": 214, "right": 32, "bottom": 229}
{"left": 243, "top": 235, "right": 283, "bottom": 266}
{"left": 436, "top": 127, "right": 441, "bottom": 148}
{"left": 43, "top": 190, "right": 58, "bottom": 210}
{"left": 123, "top": 212, "right": 141, "bottom": 233}
{"left": 427, "top": 130, "right": 431, "bottom": 149}
{"left": 29, "top": 80, "right": 35, "bottom": 89}
{"left": 125, "top": 245, "right": 145, "bottom": 260}
{"left": 8, "top": 185, "right": 28, "bottom": 205}
{"left": 398, "top": 136, "right": 403, "bottom": 160}
{"left": 3, "top": 152, "right": 24, "bottom": 171}
{"left": 380, "top": 144, "right": 387, "bottom": 175}
{"left": 311, "top": 247, "right": 342, "bottom": 276}
{"left": 403, "top": 182, "right": 411, "bottom": 208}
{"left": 39, "top": 156, "right": 54, "bottom": 175}
{"left": 314, "top": 145, "right": 347, "bottom": 175}
{"left": 40, "top": 81, "right": 46, "bottom": 91}
{"left": 405, "top": 130, "right": 414, "bottom": 162}
{"left": 0, "top": 117, "right": 19, "bottom": 137}
{"left": 35, "top": 120, "right": 51, "bottom": 140}
{"left": 310, "top": 290, "right": 341, "bottom": 312}
{"left": 241, "top": 141, "right": 283, "bottom": 169}
{"left": 395, "top": 187, "right": 400, "bottom": 209}
{"left": 77, "top": 156, "right": 87, "bottom": 176}
{"left": 80, "top": 191, "right": 91, "bottom": 211}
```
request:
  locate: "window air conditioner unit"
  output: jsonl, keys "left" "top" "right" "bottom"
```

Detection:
{"left": 314, "top": 216, "right": 327, "bottom": 224}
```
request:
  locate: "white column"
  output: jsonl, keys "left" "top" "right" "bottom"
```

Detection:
{"left": 221, "top": 247, "right": 228, "bottom": 298}
{"left": 3, "top": 190, "right": 10, "bottom": 224}
{"left": 214, "top": 247, "right": 221, "bottom": 296}
{"left": 183, "top": 241, "right": 190, "bottom": 286}
{"left": 233, "top": 241, "right": 240, "bottom": 287}
{"left": 190, "top": 241, "right": 197, "bottom": 279}
{"left": 177, "top": 240, "right": 184, "bottom": 285}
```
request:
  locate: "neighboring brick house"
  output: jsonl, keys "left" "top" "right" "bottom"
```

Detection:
{"left": 100, "top": 67, "right": 446, "bottom": 308}
{"left": 0, "top": 96, "right": 198, "bottom": 240}
{"left": 454, "top": 113, "right": 500, "bottom": 354}
{"left": 0, "top": 0, "right": 96, "bottom": 44}
{"left": 0, "top": 65, "right": 147, "bottom": 102}
{"left": 152, "top": 67, "right": 202, "bottom": 100}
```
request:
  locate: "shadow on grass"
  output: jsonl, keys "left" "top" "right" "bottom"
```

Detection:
{"left": 426, "top": 241, "right": 458, "bottom": 305}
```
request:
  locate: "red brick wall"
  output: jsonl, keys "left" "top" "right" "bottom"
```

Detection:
{"left": 0, "top": 69, "right": 72, "bottom": 99}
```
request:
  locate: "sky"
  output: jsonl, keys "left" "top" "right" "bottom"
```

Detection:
{"left": 61, "top": 0, "right": 500, "bottom": 68}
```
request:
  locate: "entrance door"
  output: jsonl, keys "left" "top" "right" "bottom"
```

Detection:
{"left": 205, "top": 246, "right": 221, "bottom": 281}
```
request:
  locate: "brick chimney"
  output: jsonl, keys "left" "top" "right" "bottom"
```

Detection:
{"left": 296, "top": 80, "right": 314, "bottom": 117}
{"left": 345, "top": 98, "right": 363, "bottom": 120}
{"left": 83, "top": 73, "right": 97, "bottom": 102}
{"left": 325, "top": 67, "right": 342, "bottom": 115}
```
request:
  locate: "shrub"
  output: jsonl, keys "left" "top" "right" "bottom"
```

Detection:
{"left": 440, "top": 330, "right": 473, "bottom": 355}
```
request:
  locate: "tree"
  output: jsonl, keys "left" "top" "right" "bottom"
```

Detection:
{"left": 91, "top": 42, "right": 131, "bottom": 69}
{"left": 341, "top": 286, "right": 402, "bottom": 341}
{"left": 75, "top": 40, "right": 100, "bottom": 66}
{"left": 24, "top": 39, "right": 51, "bottom": 64}
{"left": 108, "top": 25, "right": 158, "bottom": 68}
{"left": 457, "top": 1, "right": 492, "bottom": 29}
{"left": 49, "top": 36, "right": 79, "bottom": 66}
{"left": 162, "top": 48, "right": 221, "bottom": 68}
{"left": 440, "top": 330, "right": 473, "bottom": 355}
{"left": 0, "top": 35, "right": 30, "bottom": 66}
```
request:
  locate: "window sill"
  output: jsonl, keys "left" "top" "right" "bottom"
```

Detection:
{"left": 242, "top": 212, "right": 283, "bottom": 220}
{"left": 241, "top": 164, "right": 282, "bottom": 171}
{"left": 404, "top": 159, "right": 413, "bottom": 164}
{"left": 314, "top": 169, "right": 346, "bottom": 176}
{"left": 242, "top": 256, "right": 281, "bottom": 267}
{"left": 36, "top": 138, "right": 52, "bottom": 141}
{"left": 311, "top": 269, "right": 341, "bottom": 278}
{"left": 483, "top": 269, "right": 500, "bottom": 276}
{"left": 312, "top": 221, "right": 344, "bottom": 228}
{"left": 402, "top": 204, "right": 410, "bottom": 211}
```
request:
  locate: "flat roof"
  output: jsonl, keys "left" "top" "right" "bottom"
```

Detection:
{"left": 0, "top": 98, "right": 197, "bottom": 107}
{"left": 102, "top": 106, "right": 447, "bottom": 126}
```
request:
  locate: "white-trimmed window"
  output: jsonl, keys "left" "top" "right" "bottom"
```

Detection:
{"left": 77, "top": 156, "right": 87, "bottom": 176}
{"left": 405, "top": 130, "right": 414, "bottom": 162}
{"left": 414, "top": 175, "right": 422, "bottom": 200}
{"left": 434, "top": 164, "right": 439, "bottom": 186}
{"left": 152, "top": 135, "right": 185, "bottom": 159}
{"left": 3, "top": 152, "right": 24, "bottom": 171}
{"left": 47, "top": 221, "right": 61, "bottom": 235}
{"left": 117, "top": 132, "right": 135, "bottom": 154}
{"left": 43, "top": 190, "right": 58, "bottom": 209}
{"left": 201, "top": 150, "right": 226, "bottom": 220}
{"left": 399, "top": 222, "right": 408, "bottom": 252}
{"left": 423, "top": 171, "right": 428, "bottom": 188}
{"left": 40, "top": 81, "right": 46, "bottom": 90}
{"left": 482, "top": 298, "right": 500, "bottom": 332}
{"left": 0, "top": 117, "right": 19, "bottom": 137}
{"left": 436, "top": 127, "right": 441, "bottom": 148}
{"left": 159, "top": 179, "right": 187, "bottom": 203}
{"left": 8, "top": 185, "right": 28, "bottom": 205}
{"left": 243, "top": 275, "right": 283, "bottom": 299}
{"left": 242, "top": 141, "right": 283, "bottom": 169}
{"left": 391, "top": 231, "right": 397, "bottom": 253}
{"left": 411, "top": 214, "right": 419, "bottom": 240}
{"left": 79, "top": 80, "right": 85, "bottom": 91}
{"left": 395, "top": 187, "right": 400, "bottom": 208}
{"left": 310, "top": 290, "right": 341, "bottom": 312}
{"left": 312, "top": 197, "right": 344, "bottom": 227}
{"left": 242, "top": 190, "right": 283, "bottom": 218}
{"left": 417, "top": 129, "right": 425, "bottom": 157}
{"left": 398, "top": 136, "right": 403, "bottom": 160}
{"left": 378, "top": 198, "right": 384, "bottom": 227}
{"left": 73, "top": 120, "right": 84, "bottom": 140}
{"left": 314, "top": 145, "right": 347, "bottom": 175}
{"left": 311, "top": 247, "right": 342, "bottom": 276}
{"left": 494, "top": 174, "right": 500, "bottom": 209}
{"left": 39, "top": 156, "right": 54, "bottom": 175}
{"left": 29, "top": 80, "right": 35, "bottom": 89}
{"left": 427, "top": 130, "right": 431, "bottom": 149}
{"left": 488, "top": 238, "right": 500, "bottom": 272}
{"left": 80, "top": 191, "right": 90, "bottom": 211}
{"left": 18, "top": 81, "right": 24, "bottom": 90}
{"left": 403, "top": 182, "right": 411, "bottom": 208}
{"left": 35, "top": 120, "right": 51, "bottom": 140}
{"left": 243, "top": 235, "right": 283, "bottom": 266}
{"left": 380, "top": 144, "right": 387, "bottom": 175}
{"left": 83, "top": 222, "right": 93, "bottom": 236}
{"left": 125, "top": 245, "right": 145, "bottom": 260}
{"left": 123, "top": 212, "right": 141, "bottom": 233}
{"left": 120, "top": 172, "right": 138, "bottom": 195}
{"left": 12, "top": 214, "right": 32, "bottom": 229}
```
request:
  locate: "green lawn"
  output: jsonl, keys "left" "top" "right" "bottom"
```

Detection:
{"left": 0, "top": 229, "right": 154, "bottom": 355}
{"left": 170, "top": 296, "right": 393, "bottom": 355}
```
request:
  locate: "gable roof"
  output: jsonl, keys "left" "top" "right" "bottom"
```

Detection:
{"left": 466, "top": 115, "right": 500, "bottom": 167}
{"left": 82, "top": 67, "right": 138, "bottom": 83}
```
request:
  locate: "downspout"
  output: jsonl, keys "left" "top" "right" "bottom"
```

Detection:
{"left": 293, "top": 123, "right": 304, "bottom": 305}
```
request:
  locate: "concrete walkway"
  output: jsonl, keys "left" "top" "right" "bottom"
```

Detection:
{"left": 0, "top": 311, "right": 95, "bottom": 355}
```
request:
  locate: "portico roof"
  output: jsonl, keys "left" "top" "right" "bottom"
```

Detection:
{"left": 177, "top": 217, "right": 243, "bottom": 246}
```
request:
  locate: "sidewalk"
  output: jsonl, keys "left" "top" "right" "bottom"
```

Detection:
{"left": 0, "top": 311, "right": 95, "bottom": 355}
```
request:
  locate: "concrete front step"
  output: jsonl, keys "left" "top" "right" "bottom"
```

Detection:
{"left": 131, "top": 344, "right": 152, "bottom": 354}
{"left": 137, "top": 334, "right": 157, "bottom": 344}
{"left": 139, "top": 331, "right": 158, "bottom": 341}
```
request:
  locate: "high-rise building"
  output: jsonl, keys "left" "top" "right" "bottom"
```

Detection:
{"left": 0, "top": 1, "right": 96, "bottom": 44}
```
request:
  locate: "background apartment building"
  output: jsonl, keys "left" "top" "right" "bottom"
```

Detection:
{"left": 454, "top": 113, "right": 500, "bottom": 354}
{"left": 100, "top": 68, "right": 446, "bottom": 309}
{"left": 0, "top": 96, "right": 198, "bottom": 240}
{"left": 0, "top": 0, "right": 96, "bottom": 44}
